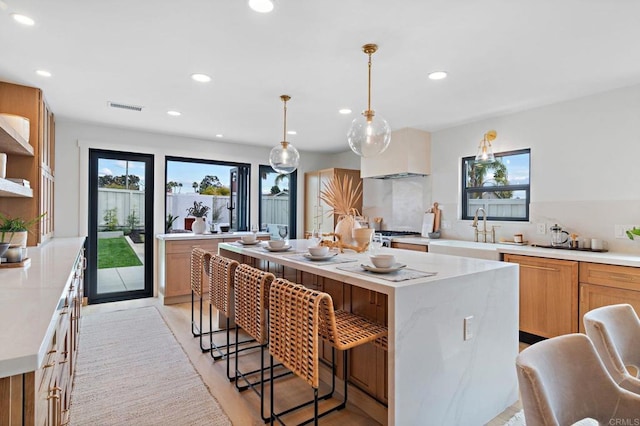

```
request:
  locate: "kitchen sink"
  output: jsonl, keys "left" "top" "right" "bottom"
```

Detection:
{"left": 428, "top": 240, "right": 503, "bottom": 261}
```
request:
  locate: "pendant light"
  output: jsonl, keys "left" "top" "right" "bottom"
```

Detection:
{"left": 269, "top": 95, "right": 300, "bottom": 174}
{"left": 475, "top": 130, "right": 497, "bottom": 163}
{"left": 347, "top": 43, "right": 391, "bottom": 157}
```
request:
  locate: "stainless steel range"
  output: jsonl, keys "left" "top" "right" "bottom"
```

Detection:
{"left": 373, "top": 230, "right": 421, "bottom": 247}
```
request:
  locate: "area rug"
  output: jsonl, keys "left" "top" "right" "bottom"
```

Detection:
{"left": 69, "top": 306, "right": 231, "bottom": 426}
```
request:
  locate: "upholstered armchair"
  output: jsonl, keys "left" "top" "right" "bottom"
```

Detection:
{"left": 583, "top": 303, "right": 640, "bottom": 394}
{"left": 516, "top": 333, "right": 640, "bottom": 425}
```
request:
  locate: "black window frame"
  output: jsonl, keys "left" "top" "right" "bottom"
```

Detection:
{"left": 258, "top": 165, "right": 297, "bottom": 238}
{"left": 461, "top": 148, "right": 531, "bottom": 222}
{"left": 164, "top": 156, "right": 251, "bottom": 233}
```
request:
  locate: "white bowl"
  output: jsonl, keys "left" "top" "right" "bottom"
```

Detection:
{"left": 241, "top": 235, "right": 257, "bottom": 244}
{"left": 308, "top": 246, "right": 329, "bottom": 257}
{"left": 267, "top": 240, "right": 286, "bottom": 249}
{"left": 370, "top": 254, "right": 395, "bottom": 268}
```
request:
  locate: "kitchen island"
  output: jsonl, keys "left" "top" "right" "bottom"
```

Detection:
{"left": 219, "top": 240, "right": 519, "bottom": 426}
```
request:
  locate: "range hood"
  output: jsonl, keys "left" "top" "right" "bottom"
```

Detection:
{"left": 360, "top": 128, "right": 431, "bottom": 179}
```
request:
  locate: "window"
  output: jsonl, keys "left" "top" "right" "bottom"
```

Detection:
{"left": 258, "top": 165, "right": 297, "bottom": 239}
{"left": 461, "top": 149, "right": 530, "bottom": 221}
{"left": 165, "top": 157, "right": 250, "bottom": 233}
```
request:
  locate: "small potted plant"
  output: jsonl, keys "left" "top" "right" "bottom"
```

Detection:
{"left": 0, "top": 212, "right": 46, "bottom": 248}
{"left": 185, "top": 201, "right": 210, "bottom": 234}
{"left": 166, "top": 213, "right": 179, "bottom": 232}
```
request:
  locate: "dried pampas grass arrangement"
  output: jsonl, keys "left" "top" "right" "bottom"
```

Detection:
{"left": 320, "top": 174, "right": 362, "bottom": 216}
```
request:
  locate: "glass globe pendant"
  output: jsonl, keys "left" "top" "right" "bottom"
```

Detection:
{"left": 347, "top": 44, "right": 391, "bottom": 157}
{"left": 269, "top": 95, "right": 300, "bottom": 174}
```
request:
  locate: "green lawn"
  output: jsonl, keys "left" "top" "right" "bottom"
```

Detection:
{"left": 98, "top": 237, "right": 143, "bottom": 269}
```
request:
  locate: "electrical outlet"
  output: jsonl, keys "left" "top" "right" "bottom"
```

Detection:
{"left": 615, "top": 224, "right": 636, "bottom": 239}
{"left": 536, "top": 223, "right": 546, "bottom": 235}
{"left": 464, "top": 316, "right": 473, "bottom": 341}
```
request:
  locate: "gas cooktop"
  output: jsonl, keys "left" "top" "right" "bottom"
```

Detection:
{"left": 378, "top": 230, "right": 421, "bottom": 237}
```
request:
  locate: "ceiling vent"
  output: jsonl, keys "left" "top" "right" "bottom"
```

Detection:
{"left": 108, "top": 101, "right": 143, "bottom": 112}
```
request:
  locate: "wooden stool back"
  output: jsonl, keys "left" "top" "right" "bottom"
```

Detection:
{"left": 190, "top": 248, "right": 211, "bottom": 297}
{"left": 209, "top": 255, "right": 239, "bottom": 317}
{"left": 234, "top": 264, "right": 275, "bottom": 345}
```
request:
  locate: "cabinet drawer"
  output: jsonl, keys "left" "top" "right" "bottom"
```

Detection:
{"left": 579, "top": 262, "right": 640, "bottom": 291}
{"left": 165, "top": 239, "right": 219, "bottom": 254}
{"left": 579, "top": 283, "right": 640, "bottom": 333}
{"left": 391, "top": 242, "right": 427, "bottom": 252}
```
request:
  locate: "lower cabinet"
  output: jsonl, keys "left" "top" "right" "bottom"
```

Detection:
{"left": 0, "top": 246, "right": 84, "bottom": 426}
{"left": 578, "top": 262, "right": 640, "bottom": 333}
{"left": 504, "top": 254, "right": 579, "bottom": 338}
{"left": 159, "top": 237, "right": 269, "bottom": 303}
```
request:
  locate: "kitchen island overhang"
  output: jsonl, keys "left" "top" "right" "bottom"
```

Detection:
{"left": 219, "top": 240, "right": 519, "bottom": 426}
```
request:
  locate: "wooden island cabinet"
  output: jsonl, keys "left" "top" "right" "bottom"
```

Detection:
{"left": 220, "top": 240, "right": 519, "bottom": 426}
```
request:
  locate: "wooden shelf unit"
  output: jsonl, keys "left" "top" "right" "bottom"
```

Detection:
{"left": 0, "top": 81, "right": 55, "bottom": 246}
{"left": 0, "top": 114, "right": 34, "bottom": 156}
{"left": 0, "top": 178, "right": 32, "bottom": 198}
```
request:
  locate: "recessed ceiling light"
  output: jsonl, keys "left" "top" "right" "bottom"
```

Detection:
{"left": 167, "top": 110, "right": 181, "bottom": 116}
{"left": 12, "top": 13, "right": 35, "bottom": 26}
{"left": 36, "top": 70, "right": 51, "bottom": 77}
{"left": 191, "top": 73, "right": 212, "bottom": 83}
{"left": 339, "top": 108, "right": 352, "bottom": 115}
{"left": 287, "top": 130, "right": 297, "bottom": 135}
{"left": 216, "top": 134, "right": 223, "bottom": 138}
{"left": 248, "top": 0, "right": 274, "bottom": 13}
{"left": 428, "top": 71, "right": 448, "bottom": 80}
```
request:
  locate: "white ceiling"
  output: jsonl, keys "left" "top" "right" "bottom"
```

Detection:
{"left": 1, "top": 0, "right": 640, "bottom": 153}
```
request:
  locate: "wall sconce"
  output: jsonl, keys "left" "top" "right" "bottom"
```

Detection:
{"left": 475, "top": 130, "right": 496, "bottom": 162}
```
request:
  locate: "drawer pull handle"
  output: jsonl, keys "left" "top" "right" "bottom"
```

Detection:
{"left": 608, "top": 274, "right": 634, "bottom": 282}
{"left": 520, "top": 264, "right": 559, "bottom": 272}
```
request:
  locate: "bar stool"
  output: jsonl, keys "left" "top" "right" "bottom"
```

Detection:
{"left": 268, "top": 278, "right": 388, "bottom": 425}
{"left": 190, "top": 247, "right": 212, "bottom": 352}
{"left": 208, "top": 254, "right": 257, "bottom": 380}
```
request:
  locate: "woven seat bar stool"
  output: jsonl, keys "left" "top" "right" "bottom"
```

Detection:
{"left": 190, "top": 248, "right": 213, "bottom": 352}
{"left": 208, "top": 255, "right": 259, "bottom": 380}
{"left": 268, "top": 278, "right": 388, "bottom": 426}
{"left": 233, "top": 264, "right": 292, "bottom": 421}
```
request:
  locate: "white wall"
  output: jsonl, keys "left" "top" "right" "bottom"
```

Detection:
{"left": 431, "top": 84, "right": 640, "bottom": 253}
{"left": 54, "top": 120, "right": 335, "bottom": 241}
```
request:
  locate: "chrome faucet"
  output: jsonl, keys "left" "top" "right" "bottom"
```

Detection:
{"left": 472, "top": 207, "right": 496, "bottom": 243}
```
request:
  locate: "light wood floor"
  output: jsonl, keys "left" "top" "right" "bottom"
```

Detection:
{"left": 83, "top": 297, "right": 523, "bottom": 425}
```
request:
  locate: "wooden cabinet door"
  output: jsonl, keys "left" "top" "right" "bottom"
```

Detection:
{"left": 347, "top": 285, "right": 387, "bottom": 403}
{"left": 504, "top": 254, "right": 578, "bottom": 338}
{"left": 579, "top": 283, "right": 640, "bottom": 333}
{"left": 304, "top": 171, "right": 320, "bottom": 235}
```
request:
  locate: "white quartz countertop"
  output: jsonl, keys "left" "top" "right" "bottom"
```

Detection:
{"left": 218, "top": 239, "right": 515, "bottom": 295}
{"left": 156, "top": 232, "right": 270, "bottom": 241}
{"left": 390, "top": 237, "right": 640, "bottom": 267}
{"left": 0, "top": 237, "right": 85, "bottom": 378}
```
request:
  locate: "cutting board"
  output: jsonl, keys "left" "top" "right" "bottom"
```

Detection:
{"left": 421, "top": 213, "right": 435, "bottom": 237}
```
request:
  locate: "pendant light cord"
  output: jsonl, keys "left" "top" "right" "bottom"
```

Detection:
{"left": 367, "top": 52, "right": 372, "bottom": 113}
{"left": 283, "top": 98, "right": 287, "bottom": 142}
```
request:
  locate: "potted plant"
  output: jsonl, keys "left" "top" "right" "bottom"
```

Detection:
{"left": 0, "top": 212, "right": 46, "bottom": 248}
{"left": 185, "top": 201, "right": 210, "bottom": 234}
{"left": 166, "top": 213, "right": 179, "bottom": 232}
{"left": 320, "top": 175, "right": 362, "bottom": 244}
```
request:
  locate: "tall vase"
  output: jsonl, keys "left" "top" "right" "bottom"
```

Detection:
{"left": 192, "top": 217, "right": 206, "bottom": 234}
{"left": 335, "top": 215, "right": 360, "bottom": 245}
